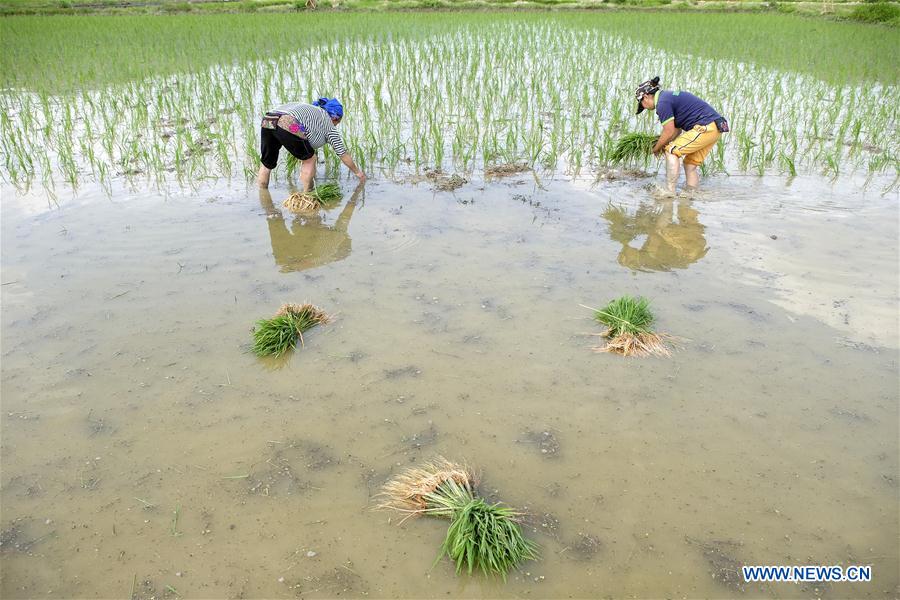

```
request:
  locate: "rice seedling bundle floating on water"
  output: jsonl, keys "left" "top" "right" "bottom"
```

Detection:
{"left": 378, "top": 457, "right": 538, "bottom": 580}
{"left": 436, "top": 488, "right": 539, "bottom": 580}
{"left": 251, "top": 303, "right": 330, "bottom": 357}
{"left": 590, "top": 295, "right": 671, "bottom": 357}
{"left": 377, "top": 457, "right": 479, "bottom": 519}
{"left": 609, "top": 133, "right": 658, "bottom": 164}
{"left": 282, "top": 183, "right": 342, "bottom": 213}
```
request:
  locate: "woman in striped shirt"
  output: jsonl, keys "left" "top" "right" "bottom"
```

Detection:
{"left": 257, "top": 97, "right": 366, "bottom": 189}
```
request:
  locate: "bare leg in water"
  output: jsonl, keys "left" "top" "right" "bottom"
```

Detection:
{"left": 665, "top": 152, "right": 680, "bottom": 194}
{"left": 257, "top": 165, "right": 272, "bottom": 188}
{"left": 299, "top": 157, "right": 316, "bottom": 192}
{"left": 683, "top": 163, "right": 700, "bottom": 191}
{"left": 258, "top": 156, "right": 316, "bottom": 190}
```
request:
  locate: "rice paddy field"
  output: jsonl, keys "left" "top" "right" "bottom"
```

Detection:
{"left": 1, "top": 10, "right": 899, "bottom": 599}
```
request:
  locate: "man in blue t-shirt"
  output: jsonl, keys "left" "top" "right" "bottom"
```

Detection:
{"left": 635, "top": 76, "right": 728, "bottom": 193}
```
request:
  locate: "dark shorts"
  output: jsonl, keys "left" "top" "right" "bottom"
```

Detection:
{"left": 259, "top": 112, "right": 315, "bottom": 169}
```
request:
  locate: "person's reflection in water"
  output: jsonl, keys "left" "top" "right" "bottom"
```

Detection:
{"left": 602, "top": 198, "right": 708, "bottom": 271}
{"left": 258, "top": 183, "right": 363, "bottom": 273}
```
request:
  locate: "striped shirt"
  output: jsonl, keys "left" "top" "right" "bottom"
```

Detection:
{"left": 272, "top": 102, "right": 347, "bottom": 156}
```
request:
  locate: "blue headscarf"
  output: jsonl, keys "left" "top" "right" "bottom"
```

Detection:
{"left": 313, "top": 97, "right": 344, "bottom": 119}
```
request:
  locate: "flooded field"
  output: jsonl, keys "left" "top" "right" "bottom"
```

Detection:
{"left": 2, "top": 167, "right": 898, "bottom": 597}
{"left": 2, "top": 10, "right": 900, "bottom": 599}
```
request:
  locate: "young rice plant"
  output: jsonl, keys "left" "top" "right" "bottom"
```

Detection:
{"left": 609, "top": 132, "right": 658, "bottom": 164}
{"left": 591, "top": 295, "right": 671, "bottom": 357}
{"left": 379, "top": 458, "right": 539, "bottom": 580}
{"left": 252, "top": 303, "right": 330, "bottom": 357}
{"left": 282, "top": 182, "right": 342, "bottom": 212}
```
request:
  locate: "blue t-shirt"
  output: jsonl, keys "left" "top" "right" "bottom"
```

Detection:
{"left": 655, "top": 90, "right": 722, "bottom": 131}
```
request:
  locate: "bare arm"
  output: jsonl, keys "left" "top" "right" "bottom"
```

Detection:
{"left": 340, "top": 153, "right": 367, "bottom": 183}
{"left": 652, "top": 121, "right": 678, "bottom": 155}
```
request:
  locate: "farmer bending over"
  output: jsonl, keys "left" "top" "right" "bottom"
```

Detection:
{"left": 257, "top": 97, "right": 366, "bottom": 189}
{"left": 635, "top": 77, "right": 728, "bottom": 193}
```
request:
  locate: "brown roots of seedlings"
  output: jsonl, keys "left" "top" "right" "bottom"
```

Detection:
{"left": 592, "top": 331, "right": 672, "bottom": 357}
{"left": 283, "top": 192, "right": 322, "bottom": 213}
{"left": 377, "top": 456, "right": 479, "bottom": 518}
{"left": 275, "top": 302, "right": 331, "bottom": 324}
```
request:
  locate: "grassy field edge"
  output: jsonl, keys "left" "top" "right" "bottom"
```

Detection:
{"left": 1, "top": 0, "right": 898, "bottom": 26}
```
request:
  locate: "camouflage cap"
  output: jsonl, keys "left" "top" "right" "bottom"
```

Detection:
{"left": 635, "top": 76, "right": 661, "bottom": 114}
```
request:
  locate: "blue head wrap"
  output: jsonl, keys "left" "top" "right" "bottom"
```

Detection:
{"left": 314, "top": 97, "right": 344, "bottom": 119}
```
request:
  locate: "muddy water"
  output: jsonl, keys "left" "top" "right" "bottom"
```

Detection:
{"left": 1, "top": 172, "right": 897, "bottom": 599}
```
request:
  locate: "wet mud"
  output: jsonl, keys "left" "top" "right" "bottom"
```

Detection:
{"left": 1, "top": 173, "right": 897, "bottom": 598}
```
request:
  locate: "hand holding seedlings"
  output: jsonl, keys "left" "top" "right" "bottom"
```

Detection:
{"left": 609, "top": 133, "right": 659, "bottom": 164}
{"left": 283, "top": 183, "right": 342, "bottom": 213}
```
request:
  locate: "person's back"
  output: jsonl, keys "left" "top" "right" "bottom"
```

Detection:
{"left": 635, "top": 76, "right": 728, "bottom": 193}
{"left": 655, "top": 90, "right": 722, "bottom": 132}
{"left": 271, "top": 102, "right": 345, "bottom": 153}
{"left": 256, "top": 96, "right": 365, "bottom": 189}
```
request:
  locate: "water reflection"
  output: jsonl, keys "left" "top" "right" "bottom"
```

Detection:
{"left": 602, "top": 198, "right": 708, "bottom": 271}
{"left": 258, "top": 184, "right": 363, "bottom": 273}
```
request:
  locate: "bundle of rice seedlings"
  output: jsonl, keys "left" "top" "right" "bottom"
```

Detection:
{"left": 609, "top": 133, "right": 658, "bottom": 164}
{"left": 377, "top": 457, "right": 479, "bottom": 520}
{"left": 282, "top": 183, "right": 342, "bottom": 213}
{"left": 436, "top": 495, "right": 539, "bottom": 581}
{"left": 591, "top": 295, "right": 671, "bottom": 357}
{"left": 378, "top": 458, "right": 538, "bottom": 580}
{"left": 251, "top": 303, "right": 330, "bottom": 357}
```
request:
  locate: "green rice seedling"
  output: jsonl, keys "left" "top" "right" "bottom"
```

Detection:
{"left": 378, "top": 458, "right": 538, "bottom": 579}
{"left": 436, "top": 495, "right": 539, "bottom": 580}
{"left": 251, "top": 303, "right": 330, "bottom": 357}
{"left": 2, "top": 13, "right": 898, "bottom": 189}
{"left": 252, "top": 314, "right": 305, "bottom": 357}
{"left": 421, "top": 476, "right": 477, "bottom": 518}
{"left": 780, "top": 151, "right": 797, "bottom": 177}
{"left": 282, "top": 182, "right": 342, "bottom": 212}
{"left": 608, "top": 132, "right": 657, "bottom": 164}
{"left": 590, "top": 295, "right": 671, "bottom": 357}
{"left": 595, "top": 295, "right": 653, "bottom": 337}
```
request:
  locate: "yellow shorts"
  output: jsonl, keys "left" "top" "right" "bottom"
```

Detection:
{"left": 665, "top": 122, "right": 721, "bottom": 166}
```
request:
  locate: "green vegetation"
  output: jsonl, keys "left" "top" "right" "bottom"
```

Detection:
{"left": 420, "top": 476, "right": 476, "bottom": 518}
{"left": 379, "top": 459, "right": 538, "bottom": 580}
{"left": 377, "top": 457, "right": 478, "bottom": 516}
{"left": 283, "top": 183, "right": 343, "bottom": 212}
{"left": 0, "top": 0, "right": 890, "bottom": 20}
{"left": 608, "top": 133, "right": 658, "bottom": 165}
{"left": 432, "top": 480, "right": 539, "bottom": 580}
{"left": 594, "top": 295, "right": 655, "bottom": 337}
{"left": 591, "top": 296, "right": 670, "bottom": 357}
{"left": 252, "top": 314, "right": 308, "bottom": 357}
{"left": 850, "top": 1, "right": 900, "bottom": 23}
{"left": 0, "top": 13, "right": 897, "bottom": 189}
{"left": 309, "top": 182, "right": 342, "bottom": 204}
{"left": 1, "top": 13, "right": 897, "bottom": 93}
{"left": 251, "top": 303, "right": 330, "bottom": 357}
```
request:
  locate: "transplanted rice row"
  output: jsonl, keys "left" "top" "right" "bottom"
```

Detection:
{"left": 0, "top": 14, "right": 897, "bottom": 190}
